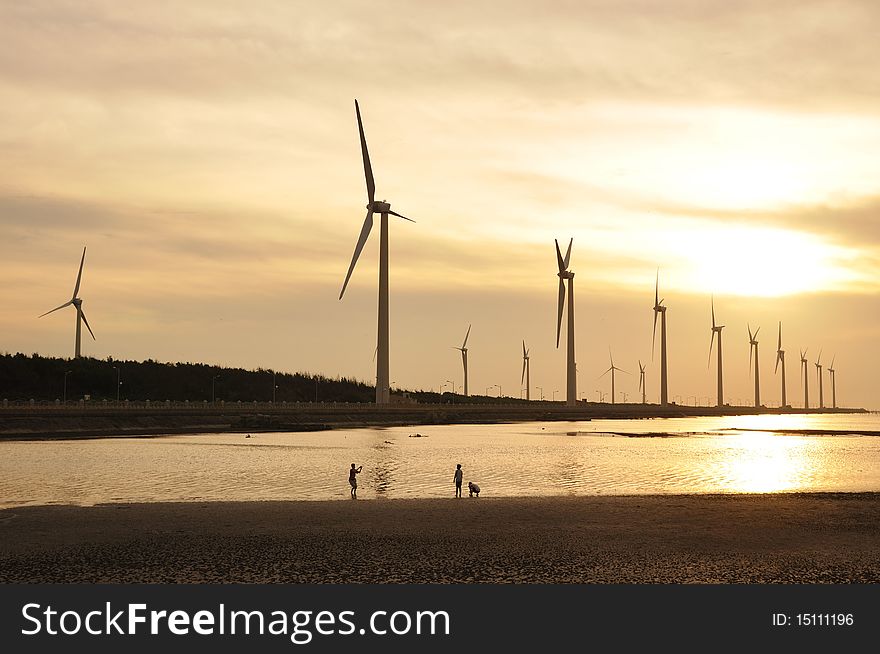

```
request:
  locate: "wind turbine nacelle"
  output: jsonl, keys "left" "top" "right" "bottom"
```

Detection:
{"left": 369, "top": 201, "right": 392, "bottom": 213}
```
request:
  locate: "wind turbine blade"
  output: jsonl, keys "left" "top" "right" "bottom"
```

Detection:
{"left": 775, "top": 350, "right": 781, "bottom": 374}
{"left": 554, "top": 239, "right": 565, "bottom": 273}
{"left": 754, "top": 326, "right": 760, "bottom": 339}
{"left": 711, "top": 296, "right": 716, "bottom": 329}
{"left": 830, "top": 354, "right": 835, "bottom": 369}
{"left": 373, "top": 346, "right": 378, "bottom": 362}
{"left": 462, "top": 324, "right": 471, "bottom": 349}
{"left": 339, "top": 210, "right": 374, "bottom": 300}
{"left": 748, "top": 324, "right": 753, "bottom": 342}
{"left": 817, "top": 349, "right": 822, "bottom": 365}
{"left": 749, "top": 342, "right": 753, "bottom": 377}
{"left": 354, "top": 100, "right": 375, "bottom": 204}
{"left": 556, "top": 278, "right": 565, "bottom": 347}
{"left": 39, "top": 300, "right": 73, "bottom": 318}
{"left": 777, "top": 321, "right": 782, "bottom": 351}
{"left": 72, "top": 246, "right": 86, "bottom": 299}
{"left": 708, "top": 330, "right": 716, "bottom": 367}
{"left": 522, "top": 340, "right": 526, "bottom": 357}
{"left": 80, "top": 309, "right": 96, "bottom": 340}
{"left": 652, "top": 309, "right": 658, "bottom": 359}
{"left": 599, "top": 367, "right": 612, "bottom": 378}
{"left": 387, "top": 210, "right": 415, "bottom": 223}
{"left": 608, "top": 346, "right": 614, "bottom": 368}
{"left": 655, "top": 270, "right": 659, "bottom": 305}
{"left": 521, "top": 358, "right": 526, "bottom": 385}
{"left": 562, "top": 238, "right": 573, "bottom": 270}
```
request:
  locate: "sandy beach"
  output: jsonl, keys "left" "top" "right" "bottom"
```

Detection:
{"left": 1, "top": 493, "right": 877, "bottom": 583}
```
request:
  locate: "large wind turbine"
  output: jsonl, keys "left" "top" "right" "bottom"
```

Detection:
{"left": 600, "top": 348, "right": 628, "bottom": 404}
{"left": 775, "top": 322, "right": 787, "bottom": 408}
{"left": 708, "top": 296, "right": 724, "bottom": 407}
{"left": 828, "top": 356, "right": 837, "bottom": 409}
{"left": 39, "top": 246, "right": 96, "bottom": 358}
{"left": 339, "top": 100, "right": 414, "bottom": 405}
{"left": 652, "top": 270, "right": 668, "bottom": 406}
{"left": 748, "top": 325, "right": 761, "bottom": 408}
{"left": 800, "top": 349, "right": 810, "bottom": 410}
{"left": 454, "top": 324, "right": 471, "bottom": 397}
{"left": 638, "top": 360, "right": 646, "bottom": 404}
{"left": 521, "top": 340, "right": 530, "bottom": 401}
{"left": 555, "top": 238, "right": 577, "bottom": 406}
{"left": 815, "top": 350, "right": 824, "bottom": 409}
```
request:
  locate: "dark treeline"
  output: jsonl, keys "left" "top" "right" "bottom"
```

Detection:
{"left": 0, "top": 353, "right": 525, "bottom": 405}
{"left": 0, "top": 353, "right": 377, "bottom": 403}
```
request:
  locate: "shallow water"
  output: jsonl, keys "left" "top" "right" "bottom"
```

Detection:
{"left": 1, "top": 414, "right": 879, "bottom": 507}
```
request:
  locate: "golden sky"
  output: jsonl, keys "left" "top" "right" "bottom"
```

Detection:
{"left": 1, "top": 1, "right": 879, "bottom": 407}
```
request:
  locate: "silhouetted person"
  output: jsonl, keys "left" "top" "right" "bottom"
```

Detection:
{"left": 454, "top": 464, "right": 463, "bottom": 497}
{"left": 468, "top": 481, "right": 480, "bottom": 497}
{"left": 349, "top": 463, "right": 362, "bottom": 498}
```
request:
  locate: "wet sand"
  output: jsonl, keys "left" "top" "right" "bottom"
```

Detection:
{"left": 1, "top": 493, "right": 877, "bottom": 583}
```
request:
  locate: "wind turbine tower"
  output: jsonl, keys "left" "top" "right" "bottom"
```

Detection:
{"left": 39, "top": 246, "right": 96, "bottom": 358}
{"left": 748, "top": 325, "right": 761, "bottom": 407}
{"left": 638, "top": 361, "right": 646, "bottom": 404}
{"left": 800, "top": 349, "right": 810, "bottom": 410}
{"left": 600, "top": 348, "right": 628, "bottom": 405}
{"left": 555, "top": 238, "right": 577, "bottom": 406}
{"left": 454, "top": 325, "right": 471, "bottom": 397}
{"left": 775, "top": 322, "right": 787, "bottom": 408}
{"left": 828, "top": 356, "right": 837, "bottom": 409}
{"left": 339, "top": 100, "right": 415, "bottom": 405}
{"left": 815, "top": 351, "right": 824, "bottom": 409}
{"left": 652, "top": 271, "right": 669, "bottom": 406}
{"left": 522, "top": 341, "right": 530, "bottom": 401}
{"left": 708, "top": 297, "right": 724, "bottom": 407}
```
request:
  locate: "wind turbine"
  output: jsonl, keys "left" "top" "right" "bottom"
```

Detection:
{"left": 800, "top": 349, "right": 810, "bottom": 410}
{"left": 815, "top": 350, "right": 824, "bottom": 409}
{"left": 339, "top": 100, "right": 415, "bottom": 405}
{"left": 775, "top": 322, "right": 787, "bottom": 408}
{"left": 600, "top": 348, "right": 628, "bottom": 405}
{"left": 708, "top": 296, "right": 724, "bottom": 407}
{"left": 828, "top": 355, "right": 837, "bottom": 409}
{"left": 39, "top": 246, "right": 95, "bottom": 358}
{"left": 652, "top": 270, "right": 668, "bottom": 406}
{"left": 748, "top": 324, "right": 761, "bottom": 408}
{"left": 521, "top": 340, "right": 530, "bottom": 401}
{"left": 638, "top": 360, "right": 646, "bottom": 404}
{"left": 555, "top": 238, "right": 577, "bottom": 406}
{"left": 453, "top": 324, "right": 471, "bottom": 397}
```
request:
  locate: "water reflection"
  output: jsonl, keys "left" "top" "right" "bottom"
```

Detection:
{"left": 715, "top": 431, "right": 811, "bottom": 493}
{"left": 0, "top": 415, "right": 878, "bottom": 507}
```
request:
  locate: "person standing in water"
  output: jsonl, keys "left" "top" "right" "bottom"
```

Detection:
{"left": 349, "top": 463, "right": 362, "bottom": 498}
{"left": 453, "top": 464, "right": 463, "bottom": 498}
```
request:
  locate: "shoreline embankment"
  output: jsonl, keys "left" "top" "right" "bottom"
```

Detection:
{"left": 0, "top": 401, "right": 867, "bottom": 440}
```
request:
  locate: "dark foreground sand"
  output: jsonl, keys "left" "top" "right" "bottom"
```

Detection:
{"left": 1, "top": 494, "right": 877, "bottom": 583}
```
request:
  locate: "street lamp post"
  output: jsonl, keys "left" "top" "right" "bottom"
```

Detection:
{"left": 495, "top": 384, "right": 501, "bottom": 398}
{"left": 552, "top": 389, "right": 558, "bottom": 401}
{"left": 536, "top": 386, "right": 543, "bottom": 401}
{"left": 272, "top": 371, "right": 277, "bottom": 403}
{"left": 63, "top": 370, "right": 72, "bottom": 403}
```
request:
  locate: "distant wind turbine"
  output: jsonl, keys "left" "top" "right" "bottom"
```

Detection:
{"left": 600, "top": 348, "right": 628, "bottom": 405}
{"left": 815, "top": 350, "right": 824, "bottom": 409}
{"left": 521, "top": 340, "right": 530, "bottom": 401}
{"left": 555, "top": 238, "right": 577, "bottom": 406}
{"left": 708, "top": 296, "right": 724, "bottom": 407}
{"left": 775, "top": 322, "right": 787, "bottom": 408}
{"left": 748, "top": 325, "right": 761, "bottom": 408}
{"left": 828, "top": 355, "right": 837, "bottom": 409}
{"left": 652, "top": 270, "right": 669, "bottom": 406}
{"left": 39, "top": 246, "right": 95, "bottom": 358}
{"left": 454, "top": 324, "right": 471, "bottom": 397}
{"left": 800, "top": 349, "right": 810, "bottom": 410}
{"left": 339, "top": 100, "right": 415, "bottom": 405}
{"left": 638, "top": 360, "right": 646, "bottom": 404}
